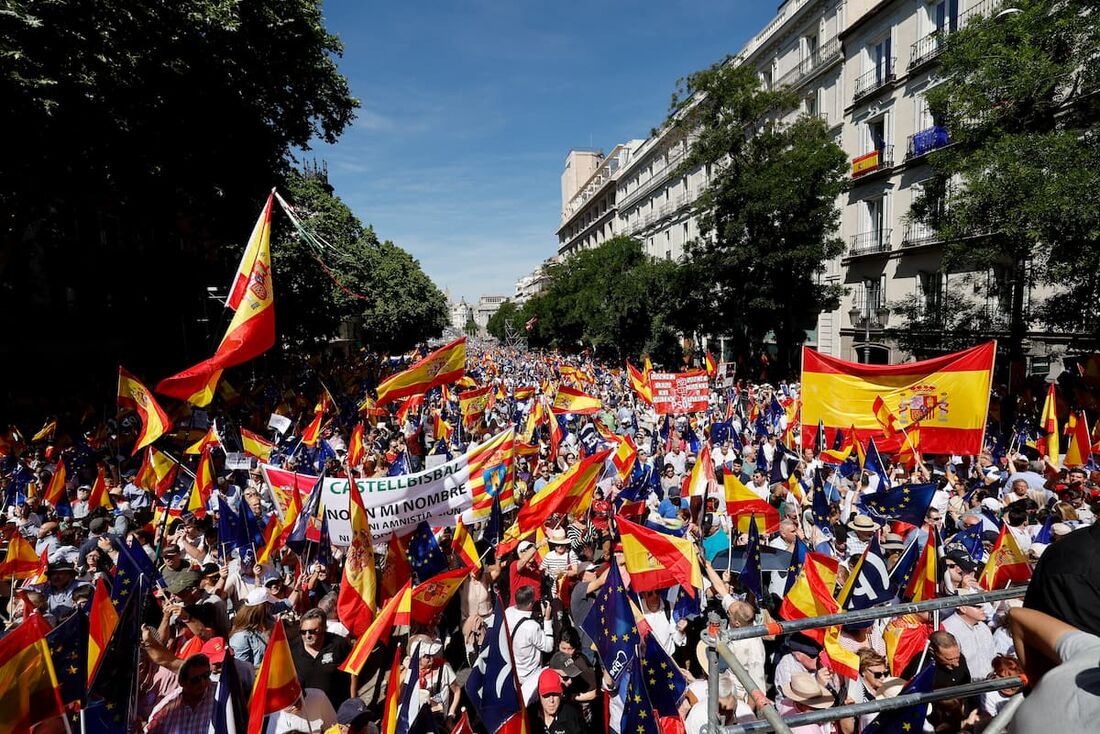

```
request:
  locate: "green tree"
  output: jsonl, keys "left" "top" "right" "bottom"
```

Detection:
{"left": 0, "top": 0, "right": 357, "bottom": 403}
{"left": 352, "top": 240, "right": 449, "bottom": 353}
{"left": 486, "top": 301, "right": 520, "bottom": 341}
{"left": 912, "top": 0, "right": 1100, "bottom": 376}
{"left": 667, "top": 60, "right": 849, "bottom": 377}
{"left": 522, "top": 237, "right": 683, "bottom": 363}
{"left": 464, "top": 318, "right": 480, "bottom": 338}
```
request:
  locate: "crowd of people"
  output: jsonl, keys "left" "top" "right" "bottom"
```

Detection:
{"left": 2, "top": 342, "right": 1100, "bottom": 734}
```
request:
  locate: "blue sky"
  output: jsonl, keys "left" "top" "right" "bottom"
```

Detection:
{"left": 310, "top": 1, "right": 777, "bottom": 303}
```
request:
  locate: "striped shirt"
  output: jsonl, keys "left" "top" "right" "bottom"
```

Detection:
{"left": 145, "top": 685, "right": 215, "bottom": 734}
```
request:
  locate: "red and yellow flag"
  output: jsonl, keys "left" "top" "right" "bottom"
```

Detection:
{"left": 248, "top": 619, "right": 302, "bottom": 734}
{"left": 451, "top": 516, "right": 480, "bottom": 570}
{"left": 340, "top": 581, "right": 412, "bottom": 676}
{"left": 87, "top": 577, "right": 119, "bottom": 685}
{"left": 185, "top": 423, "right": 222, "bottom": 455}
{"left": 376, "top": 337, "right": 466, "bottom": 405}
{"left": 87, "top": 466, "right": 113, "bottom": 511}
{"left": 705, "top": 351, "right": 717, "bottom": 379}
{"left": 465, "top": 429, "right": 516, "bottom": 522}
{"left": 347, "top": 423, "right": 366, "bottom": 468}
{"left": 1038, "top": 382, "right": 1060, "bottom": 463}
{"left": 685, "top": 444, "right": 717, "bottom": 498}
{"left": 823, "top": 625, "right": 860, "bottom": 680}
{"left": 0, "top": 614, "right": 64, "bottom": 733}
{"left": 626, "top": 361, "right": 653, "bottom": 405}
{"left": 136, "top": 446, "right": 178, "bottom": 497}
{"left": 380, "top": 644, "right": 403, "bottom": 734}
{"left": 337, "top": 472, "right": 377, "bottom": 637}
{"left": 118, "top": 366, "right": 172, "bottom": 454}
{"left": 723, "top": 474, "right": 780, "bottom": 533}
{"left": 779, "top": 553, "right": 840, "bottom": 643}
{"left": 411, "top": 566, "right": 469, "bottom": 625}
{"left": 1063, "top": 410, "right": 1091, "bottom": 468}
{"left": 618, "top": 516, "right": 702, "bottom": 595}
{"left": 43, "top": 461, "right": 66, "bottom": 507}
{"left": 0, "top": 533, "right": 43, "bottom": 579}
{"left": 612, "top": 434, "right": 638, "bottom": 480}
{"left": 301, "top": 392, "right": 331, "bottom": 447}
{"left": 241, "top": 428, "right": 275, "bottom": 462}
{"left": 187, "top": 447, "right": 215, "bottom": 518}
{"left": 871, "top": 395, "right": 901, "bottom": 439}
{"left": 157, "top": 194, "right": 276, "bottom": 406}
{"left": 801, "top": 342, "right": 995, "bottom": 456}
{"left": 883, "top": 614, "right": 932, "bottom": 677}
{"left": 31, "top": 420, "right": 57, "bottom": 444}
{"left": 979, "top": 525, "right": 1032, "bottom": 590}
{"left": 551, "top": 385, "right": 602, "bottom": 415}
{"left": 905, "top": 534, "right": 939, "bottom": 602}
{"left": 380, "top": 533, "right": 412, "bottom": 600}
{"left": 460, "top": 385, "right": 493, "bottom": 428}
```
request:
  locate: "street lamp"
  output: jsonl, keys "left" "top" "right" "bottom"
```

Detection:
{"left": 848, "top": 279, "right": 890, "bottom": 363}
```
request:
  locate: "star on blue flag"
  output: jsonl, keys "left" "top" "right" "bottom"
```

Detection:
{"left": 620, "top": 653, "right": 659, "bottom": 734}
{"left": 406, "top": 521, "right": 448, "bottom": 584}
{"left": 581, "top": 560, "right": 638, "bottom": 684}
{"left": 641, "top": 630, "right": 686, "bottom": 718}
{"left": 784, "top": 537, "right": 809, "bottom": 596}
{"left": 465, "top": 594, "right": 523, "bottom": 734}
{"left": 740, "top": 514, "right": 763, "bottom": 601}
{"left": 47, "top": 607, "right": 88, "bottom": 708}
{"left": 858, "top": 483, "right": 937, "bottom": 527}
{"left": 860, "top": 664, "right": 935, "bottom": 733}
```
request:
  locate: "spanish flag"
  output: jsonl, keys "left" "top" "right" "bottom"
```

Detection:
{"left": 686, "top": 444, "right": 717, "bottom": 498}
{"left": 612, "top": 434, "right": 638, "bottom": 480}
{"left": 136, "top": 446, "right": 178, "bottom": 497}
{"left": 301, "top": 392, "right": 331, "bottom": 447}
{"left": 551, "top": 385, "right": 602, "bottom": 415}
{"left": 871, "top": 395, "right": 901, "bottom": 439}
{"left": 339, "top": 581, "right": 412, "bottom": 675}
{"left": 618, "top": 516, "right": 703, "bottom": 596}
{"left": 411, "top": 566, "right": 469, "bottom": 625}
{"left": 0, "top": 533, "right": 42, "bottom": 579}
{"left": 376, "top": 337, "right": 466, "bottom": 405}
{"left": 514, "top": 386, "right": 536, "bottom": 401}
{"left": 31, "top": 420, "right": 56, "bottom": 443}
{"left": 87, "top": 576, "right": 119, "bottom": 685}
{"left": 337, "top": 472, "right": 377, "bottom": 638}
{"left": 187, "top": 447, "right": 215, "bottom": 518}
{"left": 904, "top": 532, "right": 939, "bottom": 602}
{"left": 1038, "top": 382, "right": 1060, "bottom": 463}
{"left": 451, "top": 515, "right": 480, "bottom": 570}
{"left": 460, "top": 385, "right": 493, "bottom": 428}
{"left": 0, "top": 615, "right": 64, "bottom": 733}
{"left": 87, "top": 466, "right": 113, "bottom": 511}
{"left": 979, "top": 525, "right": 1031, "bottom": 590}
{"left": 158, "top": 194, "right": 276, "bottom": 406}
{"left": 43, "top": 460, "right": 67, "bottom": 507}
{"left": 723, "top": 474, "right": 780, "bottom": 533}
{"left": 883, "top": 614, "right": 932, "bottom": 677}
{"left": 801, "top": 342, "right": 995, "bottom": 456}
{"left": 248, "top": 619, "right": 302, "bottom": 734}
{"left": 823, "top": 625, "right": 860, "bottom": 680}
{"left": 380, "top": 532, "right": 412, "bottom": 600}
{"left": 380, "top": 644, "right": 403, "bottom": 734}
{"left": 395, "top": 395, "right": 425, "bottom": 424}
{"left": 779, "top": 553, "right": 840, "bottom": 643}
{"left": 346, "top": 422, "right": 366, "bottom": 468}
{"left": 626, "top": 361, "right": 653, "bottom": 405}
{"left": 705, "top": 351, "right": 717, "bottom": 378}
{"left": 185, "top": 422, "right": 222, "bottom": 455}
{"left": 240, "top": 428, "right": 275, "bottom": 462}
{"left": 1064, "top": 411, "right": 1092, "bottom": 467}
{"left": 117, "top": 366, "right": 172, "bottom": 454}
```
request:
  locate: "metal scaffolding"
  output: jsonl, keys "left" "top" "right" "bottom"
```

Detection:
{"left": 703, "top": 586, "right": 1028, "bottom": 734}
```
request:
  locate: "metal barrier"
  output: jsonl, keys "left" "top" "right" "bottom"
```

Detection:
{"left": 703, "top": 586, "right": 1028, "bottom": 734}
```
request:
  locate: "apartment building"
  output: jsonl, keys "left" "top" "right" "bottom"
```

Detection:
{"left": 473, "top": 295, "right": 508, "bottom": 334}
{"left": 550, "top": 0, "right": 1072, "bottom": 367}
{"left": 514, "top": 257, "right": 557, "bottom": 305}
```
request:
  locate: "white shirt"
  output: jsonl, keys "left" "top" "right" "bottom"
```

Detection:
{"left": 264, "top": 688, "right": 336, "bottom": 734}
{"left": 504, "top": 606, "right": 554, "bottom": 687}
{"left": 641, "top": 606, "right": 686, "bottom": 657}
{"left": 941, "top": 613, "right": 996, "bottom": 681}
{"left": 773, "top": 653, "right": 812, "bottom": 694}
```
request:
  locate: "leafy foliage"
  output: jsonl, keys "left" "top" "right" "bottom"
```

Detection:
{"left": 913, "top": 0, "right": 1100, "bottom": 349}
{"left": 486, "top": 301, "right": 520, "bottom": 341}
{"left": 667, "top": 61, "right": 849, "bottom": 375}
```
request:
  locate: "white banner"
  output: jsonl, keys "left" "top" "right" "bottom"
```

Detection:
{"left": 263, "top": 453, "right": 475, "bottom": 545}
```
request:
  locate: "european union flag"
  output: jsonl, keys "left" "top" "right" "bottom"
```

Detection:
{"left": 113, "top": 537, "right": 159, "bottom": 606}
{"left": 387, "top": 451, "right": 409, "bottom": 476}
{"left": 863, "top": 438, "right": 890, "bottom": 492}
{"left": 710, "top": 421, "right": 731, "bottom": 446}
{"left": 406, "top": 521, "right": 448, "bottom": 583}
{"left": 953, "top": 521, "right": 986, "bottom": 561}
{"left": 483, "top": 492, "right": 505, "bottom": 547}
{"left": 858, "top": 483, "right": 937, "bottom": 527}
{"left": 861, "top": 664, "right": 935, "bottom": 733}
{"left": 784, "top": 537, "right": 809, "bottom": 596}
{"left": 681, "top": 423, "right": 701, "bottom": 454}
{"left": 1033, "top": 515, "right": 1054, "bottom": 545}
{"left": 89, "top": 582, "right": 144, "bottom": 733}
{"left": 581, "top": 560, "right": 638, "bottom": 683}
{"left": 315, "top": 511, "right": 334, "bottom": 568}
{"left": 3, "top": 464, "right": 33, "bottom": 507}
{"left": 811, "top": 477, "right": 832, "bottom": 530}
{"left": 620, "top": 654, "right": 659, "bottom": 734}
{"left": 47, "top": 607, "right": 88, "bottom": 707}
{"left": 740, "top": 514, "right": 763, "bottom": 601}
{"left": 217, "top": 495, "right": 245, "bottom": 558}
{"left": 755, "top": 442, "right": 768, "bottom": 471}
{"left": 641, "top": 626, "right": 686, "bottom": 717}
{"left": 887, "top": 535, "right": 921, "bottom": 598}
{"left": 832, "top": 427, "right": 845, "bottom": 452}
{"left": 730, "top": 427, "right": 744, "bottom": 453}
{"left": 672, "top": 584, "right": 701, "bottom": 623}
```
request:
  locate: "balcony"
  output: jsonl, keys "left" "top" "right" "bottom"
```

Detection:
{"left": 853, "top": 59, "right": 896, "bottom": 102}
{"left": 909, "top": 30, "right": 950, "bottom": 71}
{"left": 907, "top": 126, "right": 950, "bottom": 159}
{"left": 848, "top": 229, "right": 893, "bottom": 256}
{"left": 901, "top": 221, "right": 942, "bottom": 248}
{"left": 852, "top": 146, "right": 894, "bottom": 178}
{"left": 778, "top": 37, "right": 842, "bottom": 88}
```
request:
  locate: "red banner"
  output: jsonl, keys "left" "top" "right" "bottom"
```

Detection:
{"left": 651, "top": 370, "right": 710, "bottom": 415}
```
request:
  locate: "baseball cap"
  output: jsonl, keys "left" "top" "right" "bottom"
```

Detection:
{"left": 517, "top": 541, "right": 535, "bottom": 555}
{"left": 245, "top": 587, "right": 277, "bottom": 607}
{"left": 945, "top": 550, "right": 979, "bottom": 573}
{"left": 336, "top": 697, "right": 371, "bottom": 727}
{"left": 201, "top": 637, "right": 227, "bottom": 664}
{"left": 549, "top": 652, "right": 582, "bottom": 678}
{"left": 166, "top": 569, "right": 201, "bottom": 595}
{"left": 538, "top": 668, "right": 563, "bottom": 697}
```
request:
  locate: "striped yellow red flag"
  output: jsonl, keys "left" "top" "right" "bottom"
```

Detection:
{"left": 187, "top": 447, "right": 215, "bottom": 518}
{"left": 87, "top": 577, "right": 119, "bottom": 685}
{"left": 626, "top": 360, "right": 652, "bottom": 405}
{"left": 410, "top": 566, "right": 469, "bottom": 626}
{"left": 86, "top": 466, "right": 113, "bottom": 511}
{"left": 452, "top": 516, "right": 480, "bottom": 570}
{"left": 136, "top": 446, "right": 178, "bottom": 497}
{"left": 380, "top": 644, "right": 403, "bottom": 734}
{"left": 979, "top": 525, "right": 1032, "bottom": 590}
{"left": 337, "top": 471, "right": 376, "bottom": 638}
{"left": 346, "top": 422, "right": 366, "bottom": 468}
{"left": 823, "top": 626, "right": 860, "bottom": 680}
{"left": 618, "top": 516, "right": 703, "bottom": 595}
{"left": 248, "top": 618, "right": 302, "bottom": 734}
{"left": 376, "top": 337, "right": 466, "bottom": 405}
{"left": 118, "top": 366, "right": 172, "bottom": 455}
{"left": 157, "top": 194, "right": 275, "bottom": 406}
{"left": 723, "top": 474, "right": 780, "bottom": 533}
{"left": 0, "top": 614, "right": 64, "bottom": 733}
{"left": 31, "top": 420, "right": 56, "bottom": 443}
{"left": 802, "top": 342, "right": 995, "bottom": 456}
{"left": 0, "top": 533, "right": 42, "bottom": 579}
{"left": 612, "top": 434, "right": 638, "bottom": 480}
{"left": 685, "top": 444, "right": 716, "bottom": 498}
{"left": 460, "top": 385, "right": 493, "bottom": 428}
{"left": 1039, "top": 382, "right": 1060, "bottom": 463}
{"left": 339, "top": 581, "right": 412, "bottom": 675}
{"left": 465, "top": 429, "right": 516, "bottom": 522}
{"left": 705, "top": 351, "right": 717, "bottom": 378}
{"left": 185, "top": 423, "right": 222, "bottom": 455}
{"left": 550, "top": 385, "right": 602, "bottom": 415}
{"left": 43, "top": 461, "right": 66, "bottom": 507}
{"left": 779, "top": 553, "right": 840, "bottom": 643}
{"left": 240, "top": 428, "right": 275, "bottom": 462}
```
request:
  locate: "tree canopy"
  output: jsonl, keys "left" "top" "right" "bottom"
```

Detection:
{"left": 668, "top": 60, "right": 849, "bottom": 375}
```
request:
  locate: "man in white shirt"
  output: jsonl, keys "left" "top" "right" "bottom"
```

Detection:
{"left": 941, "top": 604, "right": 996, "bottom": 680}
{"left": 639, "top": 588, "right": 687, "bottom": 656}
{"left": 504, "top": 586, "right": 555, "bottom": 700}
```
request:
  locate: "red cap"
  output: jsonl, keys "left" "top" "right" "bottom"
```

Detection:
{"left": 538, "top": 668, "right": 563, "bottom": 697}
{"left": 201, "top": 637, "right": 227, "bottom": 664}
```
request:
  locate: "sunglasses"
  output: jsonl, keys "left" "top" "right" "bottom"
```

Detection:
{"left": 301, "top": 627, "right": 322, "bottom": 636}
{"left": 868, "top": 670, "right": 886, "bottom": 679}
{"left": 186, "top": 670, "right": 211, "bottom": 685}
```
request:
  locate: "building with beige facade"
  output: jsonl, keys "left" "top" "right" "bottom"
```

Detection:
{"left": 548, "top": 0, "right": 1070, "bottom": 370}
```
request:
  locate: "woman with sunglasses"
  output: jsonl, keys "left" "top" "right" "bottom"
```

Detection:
{"left": 844, "top": 649, "right": 891, "bottom": 731}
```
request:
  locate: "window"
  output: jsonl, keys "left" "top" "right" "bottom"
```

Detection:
{"left": 804, "top": 34, "right": 819, "bottom": 63}
{"left": 865, "top": 197, "right": 886, "bottom": 239}
{"left": 805, "top": 91, "right": 819, "bottom": 117}
{"left": 761, "top": 68, "right": 773, "bottom": 90}
{"left": 870, "top": 35, "right": 893, "bottom": 82}
{"left": 865, "top": 115, "right": 889, "bottom": 153}
{"left": 932, "top": 0, "right": 959, "bottom": 34}
{"left": 918, "top": 271, "right": 946, "bottom": 317}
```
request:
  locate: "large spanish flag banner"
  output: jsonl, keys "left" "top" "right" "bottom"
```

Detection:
{"left": 801, "top": 342, "right": 995, "bottom": 456}
{"left": 157, "top": 194, "right": 275, "bottom": 406}
{"left": 376, "top": 337, "right": 466, "bottom": 405}
{"left": 0, "top": 614, "right": 65, "bottom": 734}
{"left": 551, "top": 385, "right": 602, "bottom": 414}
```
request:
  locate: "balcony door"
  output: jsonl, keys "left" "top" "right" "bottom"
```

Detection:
{"left": 933, "top": 0, "right": 959, "bottom": 33}
{"left": 871, "top": 36, "right": 892, "bottom": 84}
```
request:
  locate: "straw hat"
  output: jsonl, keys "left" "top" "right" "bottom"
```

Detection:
{"left": 877, "top": 677, "right": 906, "bottom": 699}
{"left": 547, "top": 527, "right": 571, "bottom": 546}
{"left": 846, "top": 515, "right": 881, "bottom": 533}
{"left": 781, "top": 673, "right": 835, "bottom": 709}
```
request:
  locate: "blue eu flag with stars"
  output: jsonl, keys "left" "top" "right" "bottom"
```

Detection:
{"left": 740, "top": 514, "right": 763, "bottom": 601}
{"left": 861, "top": 664, "right": 935, "bottom": 733}
{"left": 581, "top": 560, "right": 638, "bottom": 684}
{"left": 858, "top": 483, "right": 937, "bottom": 527}
{"left": 47, "top": 607, "right": 89, "bottom": 709}
{"left": 619, "top": 654, "right": 659, "bottom": 734}
{"left": 406, "top": 521, "right": 448, "bottom": 583}
{"left": 642, "top": 631, "right": 686, "bottom": 718}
